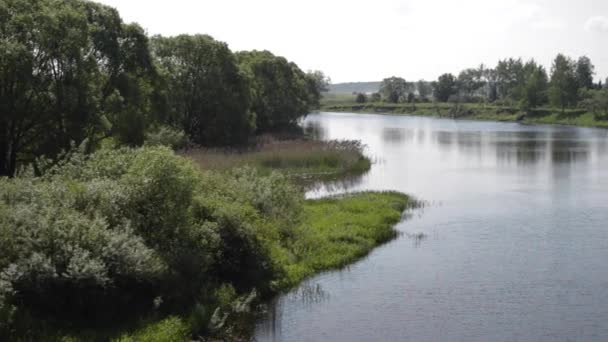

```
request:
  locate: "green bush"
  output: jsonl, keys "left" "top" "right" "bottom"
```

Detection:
{"left": 0, "top": 146, "right": 305, "bottom": 336}
{"left": 144, "top": 126, "right": 189, "bottom": 150}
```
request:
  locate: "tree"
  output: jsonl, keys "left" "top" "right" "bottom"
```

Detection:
{"left": 520, "top": 65, "right": 549, "bottom": 110}
{"left": 355, "top": 93, "right": 367, "bottom": 103}
{"left": 549, "top": 54, "right": 578, "bottom": 111}
{"left": 575, "top": 56, "right": 595, "bottom": 90}
{"left": 457, "top": 68, "right": 485, "bottom": 99}
{"left": 581, "top": 89, "right": 608, "bottom": 118}
{"left": 433, "top": 74, "right": 457, "bottom": 102}
{"left": 495, "top": 58, "right": 527, "bottom": 101}
{"left": 482, "top": 67, "right": 499, "bottom": 102}
{"left": 370, "top": 92, "right": 382, "bottom": 102}
{"left": 151, "top": 35, "right": 253, "bottom": 145}
{"left": 379, "top": 77, "right": 408, "bottom": 103}
{"left": 0, "top": 0, "right": 157, "bottom": 176}
{"left": 407, "top": 92, "right": 416, "bottom": 103}
{"left": 416, "top": 80, "right": 432, "bottom": 100}
{"left": 236, "top": 50, "right": 318, "bottom": 132}
{"left": 306, "top": 70, "right": 331, "bottom": 108}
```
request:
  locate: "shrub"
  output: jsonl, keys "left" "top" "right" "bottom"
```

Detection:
{"left": 144, "top": 126, "right": 189, "bottom": 150}
{"left": 0, "top": 146, "right": 306, "bottom": 335}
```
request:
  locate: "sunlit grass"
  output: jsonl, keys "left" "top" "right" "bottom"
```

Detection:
{"left": 280, "top": 191, "right": 412, "bottom": 288}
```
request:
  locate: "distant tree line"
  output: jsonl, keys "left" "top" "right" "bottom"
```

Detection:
{"left": 0, "top": 0, "right": 329, "bottom": 176}
{"left": 366, "top": 55, "right": 605, "bottom": 115}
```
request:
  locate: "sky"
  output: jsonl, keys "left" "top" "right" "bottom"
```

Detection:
{"left": 97, "top": 0, "right": 608, "bottom": 83}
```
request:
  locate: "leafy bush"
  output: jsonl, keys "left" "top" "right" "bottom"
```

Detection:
{"left": 0, "top": 146, "right": 304, "bottom": 336}
{"left": 145, "top": 126, "right": 189, "bottom": 150}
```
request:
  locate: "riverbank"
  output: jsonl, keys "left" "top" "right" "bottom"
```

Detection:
{"left": 114, "top": 192, "right": 413, "bottom": 342}
{"left": 0, "top": 142, "right": 412, "bottom": 341}
{"left": 321, "top": 102, "right": 608, "bottom": 129}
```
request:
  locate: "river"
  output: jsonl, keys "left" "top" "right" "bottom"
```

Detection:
{"left": 253, "top": 112, "right": 608, "bottom": 342}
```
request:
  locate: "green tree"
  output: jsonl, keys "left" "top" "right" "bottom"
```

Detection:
{"left": 355, "top": 93, "right": 368, "bottom": 103}
{"left": 306, "top": 70, "right": 331, "bottom": 107}
{"left": 457, "top": 68, "right": 485, "bottom": 99}
{"left": 0, "top": 0, "right": 157, "bottom": 176}
{"left": 549, "top": 54, "right": 578, "bottom": 111}
{"left": 379, "top": 77, "right": 408, "bottom": 103}
{"left": 580, "top": 88, "right": 608, "bottom": 118}
{"left": 237, "top": 50, "right": 317, "bottom": 132}
{"left": 151, "top": 35, "right": 253, "bottom": 145}
{"left": 520, "top": 64, "right": 549, "bottom": 110}
{"left": 370, "top": 92, "right": 382, "bottom": 102}
{"left": 575, "top": 56, "right": 595, "bottom": 90}
{"left": 416, "top": 80, "right": 432, "bottom": 100}
{"left": 433, "top": 73, "right": 457, "bottom": 102}
{"left": 495, "top": 58, "right": 525, "bottom": 100}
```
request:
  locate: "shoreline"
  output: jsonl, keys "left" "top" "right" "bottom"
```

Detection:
{"left": 320, "top": 103, "right": 608, "bottom": 129}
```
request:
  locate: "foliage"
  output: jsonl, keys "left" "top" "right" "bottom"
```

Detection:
{"left": 520, "top": 62, "right": 549, "bottom": 110}
{"left": 0, "top": 146, "right": 306, "bottom": 338}
{"left": 116, "top": 317, "right": 190, "bottom": 342}
{"left": 433, "top": 73, "right": 457, "bottom": 102}
{"left": 416, "top": 80, "right": 433, "bottom": 100}
{"left": 0, "top": 0, "right": 157, "bottom": 176}
{"left": 575, "top": 56, "right": 595, "bottom": 90}
{"left": 144, "top": 126, "right": 189, "bottom": 150}
{"left": 151, "top": 35, "right": 254, "bottom": 146}
{"left": 355, "top": 93, "right": 368, "bottom": 103}
{"left": 236, "top": 50, "right": 320, "bottom": 132}
{"left": 379, "top": 76, "right": 408, "bottom": 103}
{"left": 580, "top": 88, "right": 608, "bottom": 118}
{"left": 549, "top": 54, "right": 579, "bottom": 110}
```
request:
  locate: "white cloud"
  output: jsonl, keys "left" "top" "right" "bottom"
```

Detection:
{"left": 585, "top": 16, "right": 608, "bottom": 32}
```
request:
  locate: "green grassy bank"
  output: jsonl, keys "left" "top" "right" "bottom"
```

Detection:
{"left": 322, "top": 102, "right": 608, "bottom": 128}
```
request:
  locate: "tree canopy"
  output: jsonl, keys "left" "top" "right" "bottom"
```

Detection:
{"left": 0, "top": 0, "right": 326, "bottom": 176}
{"left": 151, "top": 35, "right": 254, "bottom": 145}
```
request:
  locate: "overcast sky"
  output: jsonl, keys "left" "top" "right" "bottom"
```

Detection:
{"left": 97, "top": 0, "right": 608, "bottom": 83}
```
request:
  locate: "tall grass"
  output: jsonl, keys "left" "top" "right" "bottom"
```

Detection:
{"left": 182, "top": 136, "right": 371, "bottom": 181}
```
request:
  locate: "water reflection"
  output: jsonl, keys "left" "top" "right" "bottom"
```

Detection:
{"left": 306, "top": 117, "right": 598, "bottom": 168}
{"left": 256, "top": 282, "right": 329, "bottom": 341}
{"left": 256, "top": 113, "right": 608, "bottom": 342}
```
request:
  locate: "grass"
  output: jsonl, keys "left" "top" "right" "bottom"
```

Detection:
{"left": 182, "top": 136, "right": 371, "bottom": 182}
{"left": 280, "top": 191, "right": 412, "bottom": 288}
{"left": 321, "top": 101, "right": 608, "bottom": 128}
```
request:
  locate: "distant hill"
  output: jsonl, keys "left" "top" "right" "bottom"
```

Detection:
{"left": 328, "top": 82, "right": 381, "bottom": 94}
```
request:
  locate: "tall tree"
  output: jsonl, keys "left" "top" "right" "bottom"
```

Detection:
{"left": 151, "top": 35, "right": 253, "bottom": 145}
{"left": 575, "top": 56, "right": 595, "bottom": 90}
{"left": 520, "top": 64, "right": 549, "bottom": 109}
{"left": 236, "top": 50, "right": 318, "bottom": 132}
{"left": 433, "top": 73, "right": 457, "bottom": 102}
{"left": 379, "top": 77, "right": 408, "bottom": 103}
{"left": 549, "top": 54, "right": 578, "bottom": 111}
{"left": 457, "top": 68, "right": 485, "bottom": 99}
{"left": 0, "top": 0, "right": 156, "bottom": 176}
{"left": 416, "top": 80, "right": 433, "bottom": 100}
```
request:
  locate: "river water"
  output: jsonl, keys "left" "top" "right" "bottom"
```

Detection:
{"left": 253, "top": 112, "right": 608, "bottom": 342}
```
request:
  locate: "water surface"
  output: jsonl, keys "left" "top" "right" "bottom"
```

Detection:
{"left": 254, "top": 112, "right": 608, "bottom": 342}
